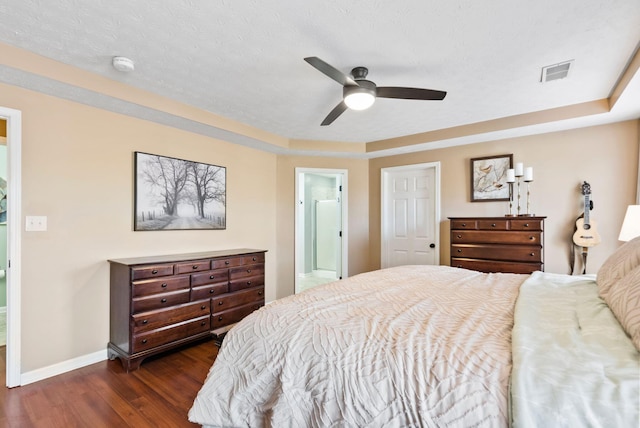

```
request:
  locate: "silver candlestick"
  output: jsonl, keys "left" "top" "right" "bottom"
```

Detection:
{"left": 523, "top": 178, "right": 534, "bottom": 216}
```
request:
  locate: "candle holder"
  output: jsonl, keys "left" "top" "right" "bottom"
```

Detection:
{"left": 522, "top": 178, "right": 534, "bottom": 216}
{"left": 505, "top": 183, "right": 515, "bottom": 217}
{"left": 515, "top": 175, "right": 523, "bottom": 216}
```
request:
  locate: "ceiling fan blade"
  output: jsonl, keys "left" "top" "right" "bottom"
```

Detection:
{"left": 305, "top": 57, "right": 358, "bottom": 87}
{"left": 376, "top": 87, "right": 447, "bottom": 100}
{"left": 321, "top": 101, "right": 348, "bottom": 126}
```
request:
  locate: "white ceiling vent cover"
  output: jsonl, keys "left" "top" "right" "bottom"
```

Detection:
{"left": 541, "top": 60, "right": 574, "bottom": 83}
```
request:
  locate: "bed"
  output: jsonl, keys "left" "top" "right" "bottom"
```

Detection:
{"left": 189, "top": 238, "right": 640, "bottom": 427}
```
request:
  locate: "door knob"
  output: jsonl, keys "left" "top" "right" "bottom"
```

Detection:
{"left": 429, "top": 243, "right": 436, "bottom": 248}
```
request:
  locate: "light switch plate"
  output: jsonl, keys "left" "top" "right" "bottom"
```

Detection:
{"left": 25, "top": 216, "right": 47, "bottom": 231}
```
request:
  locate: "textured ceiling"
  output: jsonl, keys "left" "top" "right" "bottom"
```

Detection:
{"left": 0, "top": 0, "right": 639, "bottom": 146}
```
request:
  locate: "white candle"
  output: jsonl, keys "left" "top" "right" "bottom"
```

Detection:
{"left": 515, "top": 162, "right": 524, "bottom": 177}
{"left": 506, "top": 169, "right": 515, "bottom": 183}
{"left": 524, "top": 167, "right": 533, "bottom": 182}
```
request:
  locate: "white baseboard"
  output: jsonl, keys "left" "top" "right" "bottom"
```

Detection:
{"left": 20, "top": 349, "right": 108, "bottom": 386}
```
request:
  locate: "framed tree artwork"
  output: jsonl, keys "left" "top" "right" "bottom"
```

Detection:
{"left": 134, "top": 152, "right": 226, "bottom": 230}
{"left": 470, "top": 154, "right": 513, "bottom": 202}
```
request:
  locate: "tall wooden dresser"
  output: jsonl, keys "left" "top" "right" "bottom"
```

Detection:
{"left": 108, "top": 248, "right": 266, "bottom": 371}
{"left": 449, "top": 217, "right": 545, "bottom": 274}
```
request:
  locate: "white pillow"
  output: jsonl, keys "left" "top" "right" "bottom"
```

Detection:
{"left": 596, "top": 236, "right": 640, "bottom": 299}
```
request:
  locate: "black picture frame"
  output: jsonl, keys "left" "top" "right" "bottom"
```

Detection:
{"left": 470, "top": 154, "right": 513, "bottom": 202}
{"left": 134, "top": 151, "right": 226, "bottom": 230}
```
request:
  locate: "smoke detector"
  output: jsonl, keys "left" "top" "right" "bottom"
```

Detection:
{"left": 540, "top": 60, "right": 573, "bottom": 83}
{"left": 112, "top": 56, "right": 135, "bottom": 73}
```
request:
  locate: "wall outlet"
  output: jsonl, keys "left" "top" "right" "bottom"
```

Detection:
{"left": 25, "top": 216, "right": 47, "bottom": 232}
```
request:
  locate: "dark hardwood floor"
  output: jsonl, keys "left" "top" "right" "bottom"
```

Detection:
{"left": 0, "top": 339, "right": 219, "bottom": 427}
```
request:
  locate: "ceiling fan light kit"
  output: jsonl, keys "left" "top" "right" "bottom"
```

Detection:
{"left": 305, "top": 56, "right": 446, "bottom": 125}
{"left": 344, "top": 84, "right": 376, "bottom": 110}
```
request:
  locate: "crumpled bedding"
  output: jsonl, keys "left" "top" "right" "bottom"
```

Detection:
{"left": 510, "top": 271, "right": 640, "bottom": 428}
{"left": 189, "top": 265, "right": 525, "bottom": 428}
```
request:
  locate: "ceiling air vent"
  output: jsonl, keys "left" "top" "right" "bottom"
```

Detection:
{"left": 540, "top": 60, "right": 573, "bottom": 83}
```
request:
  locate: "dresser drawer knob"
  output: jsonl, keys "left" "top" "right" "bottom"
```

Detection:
{"left": 252, "top": 257, "right": 257, "bottom": 261}
{"left": 529, "top": 236, "right": 535, "bottom": 240}
{"left": 142, "top": 319, "right": 148, "bottom": 324}
{"left": 457, "top": 249, "right": 462, "bottom": 253}
{"left": 209, "top": 275, "right": 215, "bottom": 279}
{"left": 247, "top": 281, "right": 252, "bottom": 286}
{"left": 201, "top": 305, "right": 207, "bottom": 310}
{"left": 161, "top": 283, "right": 167, "bottom": 288}
{"left": 218, "top": 316, "right": 223, "bottom": 321}
{"left": 247, "top": 269, "right": 252, "bottom": 273}
{"left": 201, "top": 321, "right": 206, "bottom": 326}
{"left": 461, "top": 223, "right": 466, "bottom": 227}
{"left": 209, "top": 289, "right": 215, "bottom": 294}
{"left": 457, "top": 265, "right": 463, "bottom": 268}
{"left": 218, "top": 301, "right": 223, "bottom": 305}
{"left": 456, "top": 234, "right": 462, "bottom": 239}
{"left": 530, "top": 252, "right": 535, "bottom": 256}
{"left": 142, "top": 339, "right": 147, "bottom": 344}
{"left": 524, "top": 223, "right": 530, "bottom": 227}
{"left": 161, "top": 298, "right": 167, "bottom": 303}
{"left": 152, "top": 269, "right": 158, "bottom": 274}
{"left": 225, "top": 261, "right": 230, "bottom": 265}
{"left": 491, "top": 223, "right": 496, "bottom": 227}
{"left": 192, "top": 265, "right": 199, "bottom": 270}
{"left": 258, "top": 291, "right": 263, "bottom": 296}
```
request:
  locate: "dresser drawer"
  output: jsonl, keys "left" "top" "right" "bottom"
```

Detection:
{"left": 450, "top": 219, "right": 478, "bottom": 230}
{"left": 211, "top": 301, "right": 264, "bottom": 329}
{"left": 212, "top": 286, "right": 265, "bottom": 313}
{"left": 131, "top": 264, "right": 174, "bottom": 280}
{"left": 230, "top": 264, "right": 264, "bottom": 280}
{"left": 451, "top": 244, "right": 542, "bottom": 263}
{"left": 132, "top": 300, "right": 210, "bottom": 333}
{"left": 451, "top": 258, "right": 541, "bottom": 274}
{"left": 191, "top": 282, "right": 229, "bottom": 300}
{"left": 229, "top": 275, "right": 265, "bottom": 292}
{"left": 132, "top": 275, "right": 190, "bottom": 297}
{"left": 477, "top": 219, "right": 509, "bottom": 230}
{"left": 175, "top": 259, "right": 211, "bottom": 274}
{"left": 242, "top": 253, "right": 265, "bottom": 265}
{"left": 451, "top": 230, "right": 542, "bottom": 245}
{"left": 132, "top": 289, "right": 190, "bottom": 313}
{"left": 211, "top": 256, "right": 245, "bottom": 269}
{"left": 191, "top": 268, "right": 229, "bottom": 287}
{"left": 510, "top": 218, "right": 543, "bottom": 231}
{"left": 132, "top": 316, "right": 210, "bottom": 353}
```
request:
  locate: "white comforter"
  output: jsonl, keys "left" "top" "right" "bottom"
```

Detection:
{"left": 510, "top": 271, "right": 640, "bottom": 428}
{"left": 189, "top": 265, "right": 525, "bottom": 427}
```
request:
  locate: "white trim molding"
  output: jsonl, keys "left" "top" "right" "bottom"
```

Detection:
{"left": 0, "top": 106, "right": 22, "bottom": 387}
{"left": 20, "top": 350, "right": 108, "bottom": 386}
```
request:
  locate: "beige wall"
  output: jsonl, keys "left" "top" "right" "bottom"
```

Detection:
{"left": 1, "top": 77, "right": 638, "bottom": 378}
{"left": 369, "top": 121, "right": 640, "bottom": 274}
{"left": 2, "top": 82, "right": 278, "bottom": 372}
{"left": 275, "top": 155, "right": 371, "bottom": 298}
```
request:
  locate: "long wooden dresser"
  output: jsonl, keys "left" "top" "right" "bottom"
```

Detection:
{"left": 108, "top": 248, "right": 266, "bottom": 371}
{"left": 449, "top": 217, "right": 545, "bottom": 274}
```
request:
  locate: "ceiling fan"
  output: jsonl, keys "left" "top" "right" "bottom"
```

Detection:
{"left": 304, "top": 56, "right": 447, "bottom": 126}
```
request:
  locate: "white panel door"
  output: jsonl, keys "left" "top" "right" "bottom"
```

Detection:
{"left": 382, "top": 163, "right": 439, "bottom": 268}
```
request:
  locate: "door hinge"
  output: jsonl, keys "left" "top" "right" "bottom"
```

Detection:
{"left": 339, "top": 185, "right": 342, "bottom": 192}
{"left": 339, "top": 231, "right": 342, "bottom": 237}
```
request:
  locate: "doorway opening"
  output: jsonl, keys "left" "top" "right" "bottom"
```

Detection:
{"left": 381, "top": 162, "right": 441, "bottom": 268}
{"left": 295, "top": 168, "right": 348, "bottom": 293}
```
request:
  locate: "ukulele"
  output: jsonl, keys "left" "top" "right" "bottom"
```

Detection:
{"left": 572, "top": 181, "right": 601, "bottom": 247}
